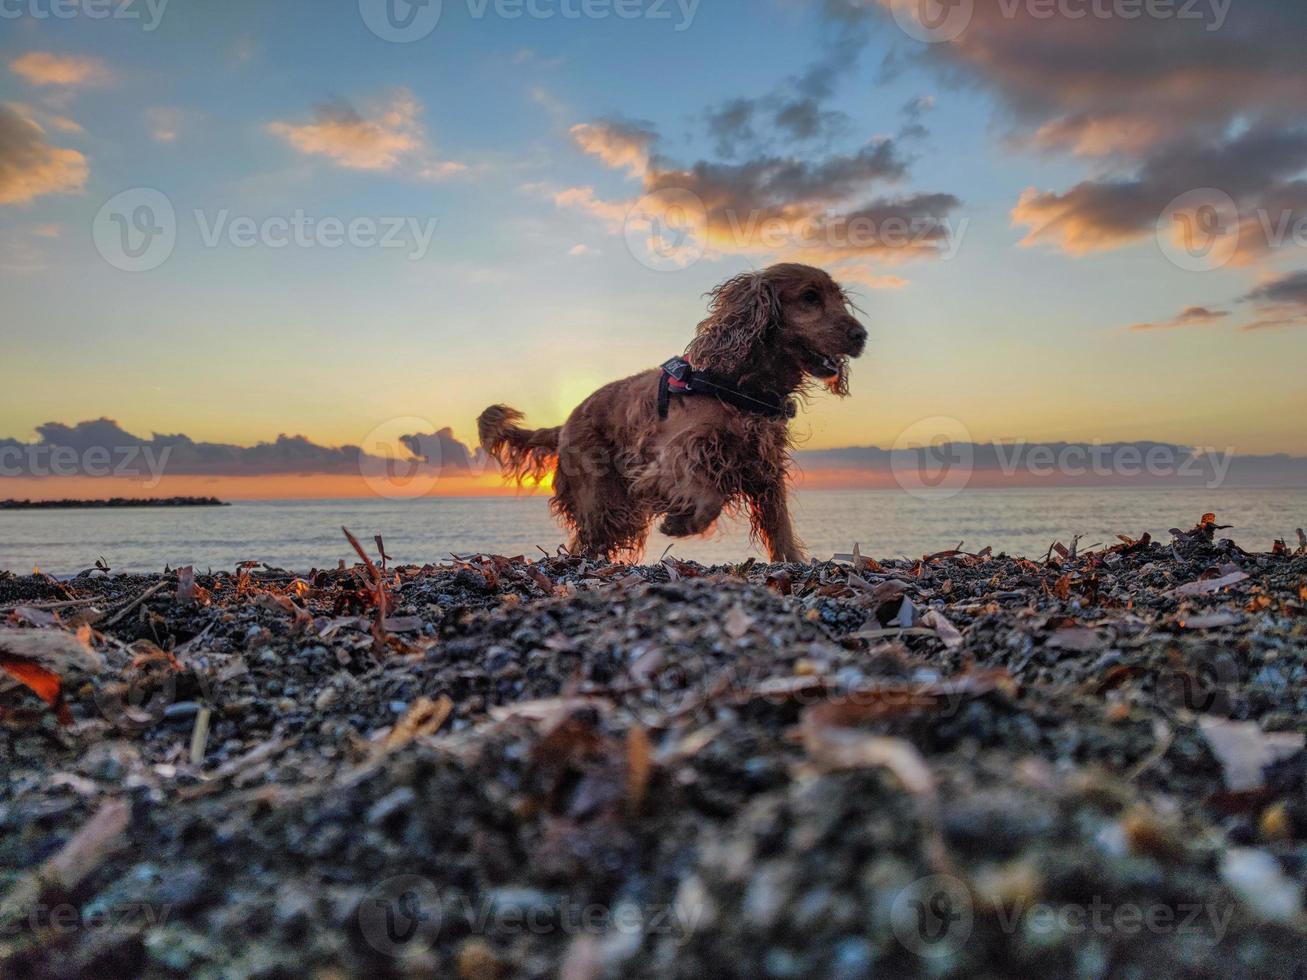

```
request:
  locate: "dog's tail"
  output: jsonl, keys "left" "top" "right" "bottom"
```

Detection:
{"left": 477, "top": 405, "right": 560, "bottom": 484}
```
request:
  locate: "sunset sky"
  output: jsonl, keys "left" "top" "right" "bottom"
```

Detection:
{"left": 3, "top": 0, "right": 1306, "bottom": 499}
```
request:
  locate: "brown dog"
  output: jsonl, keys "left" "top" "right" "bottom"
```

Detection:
{"left": 477, "top": 263, "right": 867, "bottom": 562}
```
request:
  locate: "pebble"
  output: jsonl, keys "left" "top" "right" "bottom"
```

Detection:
{"left": 1220, "top": 848, "right": 1303, "bottom": 923}
{"left": 163, "top": 701, "right": 201, "bottom": 722}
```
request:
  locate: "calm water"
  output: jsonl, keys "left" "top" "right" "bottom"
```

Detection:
{"left": 2, "top": 488, "right": 1304, "bottom": 575}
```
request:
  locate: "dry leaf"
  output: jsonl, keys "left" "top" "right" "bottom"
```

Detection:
{"left": 802, "top": 708, "right": 934, "bottom": 796}
{"left": 1167, "top": 571, "right": 1249, "bottom": 598}
{"left": 0, "top": 657, "right": 71, "bottom": 723}
{"left": 920, "top": 609, "right": 964, "bottom": 650}
{"left": 1053, "top": 574, "right": 1072, "bottom": 600}
{"left": 0, "top": 628, "right": 103, "bottom": 675}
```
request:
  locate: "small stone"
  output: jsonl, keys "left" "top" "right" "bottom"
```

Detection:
{"left": 1220, "top": 848, "right": 1303, "bottom": 923}
{"left": 1121, "top": 806, "right": 1186, "bottom": 862}
{"left": 1259, "top": 801, "right": 1292, "bottom": 841}
{"left": 457, "top": 938, "right": 505, "bottom": 980}
{"left": 163, "top": 701, "right": 200, "bottom": 722}
{"left": 314, "top": 687, "right": 339, "bottom": 712}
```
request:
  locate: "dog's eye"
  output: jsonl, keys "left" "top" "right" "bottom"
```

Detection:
{"left": 801, "top": 289, "right": 822, "bottom": 306}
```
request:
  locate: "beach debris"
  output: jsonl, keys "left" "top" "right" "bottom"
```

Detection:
{"left": 1166, "top": 570, "right": 1250, "bottom": 598}
{"left": 0, "top": 627, "right": 103, "bottom": 725}
{"left": 1198, "top": 716, "right": 1305, "bottom": 792}
{"left": 1220, "top": 848, "right": 1304, "bottom": 923}
{"left": 0, "top": 799, "right": 130, "bottom": 930}
{"left": 384, "top": 695, "right": 453, "bottom": 751}
{"left": 0, "top": 513, "right": 1304, "bottom": 977}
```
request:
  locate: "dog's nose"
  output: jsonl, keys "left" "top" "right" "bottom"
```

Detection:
{"left": 847, "top": 322, "right": 867, "bottom": 346}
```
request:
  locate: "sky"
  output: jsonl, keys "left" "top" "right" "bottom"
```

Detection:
{"left": 2, "top": 0, "right": 1306, "bottom": 498}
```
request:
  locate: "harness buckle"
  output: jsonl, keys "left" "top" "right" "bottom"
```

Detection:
{"left": 660, "top": 357, "right": 692, "bottom": 383}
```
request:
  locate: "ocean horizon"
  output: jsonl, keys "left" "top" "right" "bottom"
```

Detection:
{"left": 3, "top": 485, "right": 1303, "bottom": 576}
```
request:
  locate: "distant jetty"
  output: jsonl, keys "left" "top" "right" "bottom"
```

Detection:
{"left": 0, "top": 496, "right": 230, "bottom": 510}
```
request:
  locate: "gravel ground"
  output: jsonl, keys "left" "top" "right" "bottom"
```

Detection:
{"left": 1, "top": 515, "right": 1305, "bottom": 978}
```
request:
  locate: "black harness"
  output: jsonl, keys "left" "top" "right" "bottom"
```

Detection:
{"left": 657, "top": 357, "right": 796, "bottom": 422}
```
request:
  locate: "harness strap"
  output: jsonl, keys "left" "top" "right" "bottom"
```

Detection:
{"left": 657, "top": 357, "right": 795, "bottom": 422}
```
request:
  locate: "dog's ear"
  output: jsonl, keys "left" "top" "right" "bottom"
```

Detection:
{"left": 685, "top": 272, "right": 780, "bottom": 375}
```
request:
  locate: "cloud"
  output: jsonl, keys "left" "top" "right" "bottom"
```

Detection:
{"left": 702, "top": 37, "right": 865, "bottom": 158}
{"left": 0, "top": 419, "right": 491, "bottom": 479}
{"left": 555, "top": 29, "right": 960, "bottom": 284}
{"left": 557, "top": 116, "right": 962, "bottom": 280}
{"left": 1242, "top": 270, "right": 1307, "bottom": 307}
{"left": 829, "top": 2, "right": 1307, "bottom": 268}
{"left": 1128, "top": 306, "right": 1229, "bottom": 333}
{"left": 1013, "top": 126, "right": 1307, "bottom": 258}
{"left": 512, "top": 48, "right": 565, "bottom": 68}
{"left": 567, "top": 243, "right": 598, "bottom": 257}
{"left": 9, "top": 52, "right": 109, "bottom": 87}
{"left": 569, "top": 119, "right": 657, "bottom": 178}
{"left": 705, "top": 98, "right": 757, "bottom": 158}
{"left": 1130, "top": 269, "right": 1307, "bottom": 335}
{"left": 1237, "top": 270, "right": 1307, "bottom": 331}
{"left": 897, "top": 96, "right": 934, "bottom": 141}
{"left": 852, "top": 1, "right": 1304, "bottom": 155}
{"left": 10, "top": 421, "right": 1307, "bottom": 490}
{"left": 0, "top": 104, "right": 89, "bottom": 206}
{"left": 267, "top": 89, "right": 464, "bottom": 179}
{"left": 145, "top": 106, "right": 184, "bottom": 143}
{"left": 44, "top": 114, "right": 83, "bottom": 134}
{"left": 550, "top": 186, "right": 631, "bottom": 231}
{"left": 798, "top": 440, "right": 1307, "bottom": 489}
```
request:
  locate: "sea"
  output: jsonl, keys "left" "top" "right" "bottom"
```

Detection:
{"left": 1, "top": 487, "right": 1304, "bottom": 576}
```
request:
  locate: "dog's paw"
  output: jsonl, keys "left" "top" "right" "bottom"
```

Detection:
{"left": 659, "top": 513, "right": 691, "bottom": 538}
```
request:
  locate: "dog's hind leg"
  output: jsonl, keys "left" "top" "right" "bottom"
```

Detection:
{"left": 554, "top": 465, "right": 650, "bottom": 562}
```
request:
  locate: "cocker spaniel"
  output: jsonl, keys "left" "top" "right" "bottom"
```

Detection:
{"left": 478, "top": 263, "right": 867, "bottom": 562}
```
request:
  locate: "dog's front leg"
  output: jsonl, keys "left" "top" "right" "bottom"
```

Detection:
{"left": 750, "top": 485, "right": 805, "bottom": 563}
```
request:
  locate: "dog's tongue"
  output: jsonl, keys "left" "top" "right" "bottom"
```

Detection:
{"left": 824, "top": 357, "right": 849, "bottom": 395}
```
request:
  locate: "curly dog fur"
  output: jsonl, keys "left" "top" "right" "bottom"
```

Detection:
{"left": 478, "top": 263, "right": 867, "bottom": 562}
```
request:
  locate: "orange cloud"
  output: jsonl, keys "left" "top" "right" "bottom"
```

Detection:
{"left": 570, "top": 120, "right": 654, "bottom": 178}
{"left": 10, "top": 52, "right": 109, "bottom": 87}
{"left": 556, "top": 118, "right": 961, "bottom": 285}
{"left": 0, "top": 104, "right": 88, "bottom": 205}
{"left": 1129, "top": 306, "right": 1229, "bottom": 332}
{"left": 267, "top": 88, "right": 464, "bottom": 178}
